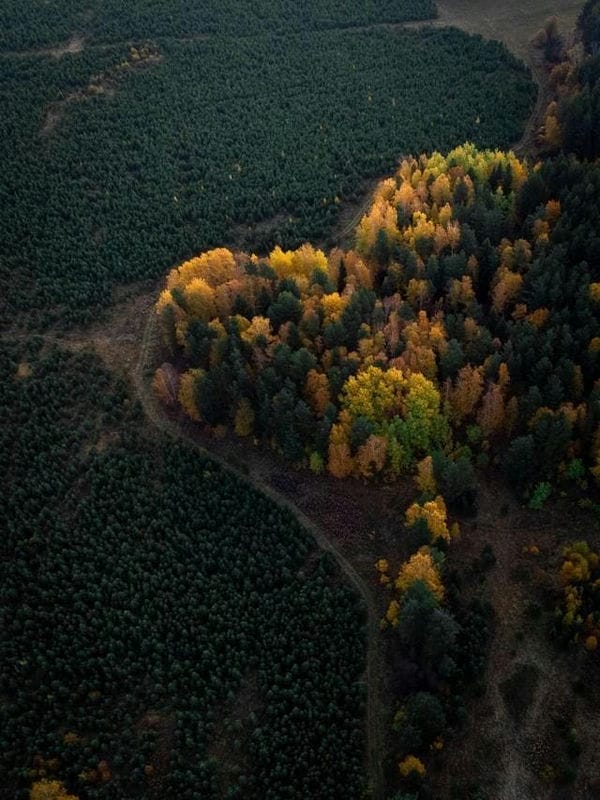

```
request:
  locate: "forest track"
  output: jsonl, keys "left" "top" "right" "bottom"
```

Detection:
{"left": 1, "top": 314, "right": 386, "bottom": 796}
{"left": 6, "top": 1, "right": 578, "bottom": 62}
{"left": 133, "top": 308, "right": 386, "bottom": 800}
{"left": 2, "top": 6, "right": 586, "bottom": 791}
{"left": 0, "top": 20, "right": 433, "bottom": 59}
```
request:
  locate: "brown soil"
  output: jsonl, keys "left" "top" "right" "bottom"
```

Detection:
{"left": 40, "top": 49, "right": 163, "bottom": 137}
{"left": 207, "top": 675, "right": 265, "bottom": 795}
{"left": 2, "top": 34, "right": 85, "bottom": 60}
{"left": 50, "top": 35, "right": 85, "bottom": 59}
{"left": 4, "top": 3, "right": 595, "bottom": 796}
{"left": 428, "top": 480, "right": 600, "bottom": 800}
{"left": 136, "top": 710, "right": 177, "bottom": 799}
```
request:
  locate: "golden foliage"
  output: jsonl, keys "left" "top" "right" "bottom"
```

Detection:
{"left": 167, "top": 248, "right": 238, "bottom": 291}
{"left": 356, "top": 435, "right": 388, "bottom": 478}
{"left": 477, "top": 383, "right": 505, "bottom": 438}
{"left": 430, "top": 172, "right": 452, "bottom": 205}
{"left": 327, "top": 441, "right": 353, "bottom": 479}
{"left": 30, "top": 781, "right": 79, "bottom": 800}
{"left": 356, "top": 197, "right": 400, "bottom": 254}
{"left": 405, "top": 496, "right": 451, "bottom": 542}
{"left": 395, "top": 547, "right": 444, "bottom": 601}
{"left": 398, "top": 755, "right": 426, "bottom": 778}
{"left": 446, "top": 365, "right": 483, "bottom": 425}
{"left": 321, "top": 291, "right": 348, "bottom": 321}
{"left": 152, "top": 364, "right": 179, "bottom": 407}
{"left": 527, "top": 307, "right": 550, "bottom": 328}
{"left": 240, "top": 315, "right": 273, "bottom": 346}
{"left": 183, "top": 277, "right": 216, "bottom": 322}
{"left": 386, "top": 599, "right": 401, "bottom": 626}
{"left": 543, "top": 109, "right": 562, "bottom": 150}
{"left": 343, "top": 250, "right": 373, "bottom": 289}
{"left": 492, "top": 267, "right": 523, "bottom": 313}
{"left": 414, "top": 455, "right": 436, "bottom": 493}
{"left": 399, "top": 311, "right": 447, "bottom": 379}
{"left": 589, "top": 337, "right": 600, "bottom": 353}
{"left": 269, "top": 243, "right": 328, "bottom": 279}
{"left": 560, "top": 542, "right": 598, "bottom": 585}
{"left": 178, "top": 369, "right": 202, "bottom": 421}
{"left": 305, "top": 369, "right": 331, "bottom": 417}
{"left": 327, "top": 411, "right": 354, "bottom": 478}
{"left": 448, "top": 275, "right": 475, "bottom": 309}
{"left": 342, "top": 366, "right": 406, "bottom": 423}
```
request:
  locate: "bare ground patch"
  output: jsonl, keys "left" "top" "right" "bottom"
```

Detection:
{"left": 2, "top": 33, "right": 85, "bottom": 60}
{"left": 40, "top": 44, "right": 163, "bottom": 137}
{"left": 136, "top": 709, "right": 177, "bottom": 799}
{"left": 427, "top": 479, "right": 600, "bottom": 800}
{"left": 403, "top": 0, "right": 585, "bottom": 62}
{"left": 50, "top": 34, "right": 85, "bottom": 59}
{"left": 206, "top": 675, "right": 265, "bottom": 796}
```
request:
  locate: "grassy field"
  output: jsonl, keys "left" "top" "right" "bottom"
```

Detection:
{"left": 414, "top": 0, "right": 586, "bottom": 60}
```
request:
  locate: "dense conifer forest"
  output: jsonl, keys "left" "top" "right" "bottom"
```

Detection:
{"left": 0, "top": 343, "right": 366, "bottom": 799}
{"left": 0, "top": 16, "right": 533, "bottom": 325}
{"left": 0, "top": 0, "right": 437, "bottom": 50}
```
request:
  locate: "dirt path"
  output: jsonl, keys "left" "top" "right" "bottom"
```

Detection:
{"left": 1, "top": 33, "right": 85, "bottom": 59}
{"left": 2, "top": 1, "right": 584, "bottom": 62}
{"left": 1, "top": 306, "right": 387, "bottom": 796}
{"left": 141, "top": 310, "right": 387, "bottom": 799}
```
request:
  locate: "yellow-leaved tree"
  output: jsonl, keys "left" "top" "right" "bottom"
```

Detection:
{"left": 405, "top": 496, "right": 451, "bottom": 542}
{"left": 304, "top": 369, "right": 331, "bottom": 418}
{"left": 183, "top": 277, "right": 216, "bottom": 322}
{"left": 398, "top": 755, "right": 426, "bottom": 778}
{"left": 234, "top": 398, "right": 255, "bottom": 437}
{"left": 355, "top": 435, "right": 388, "bottom": 478}
{"left": 30, "top": 781, "right": 79, "bottom": 800}
{"left": 341, "top": 366, "right": 406, "bottom": 423}
{"left": 414, "top": 455, "right": 436, "bottom": 493}
{"left": 446, "top": 364, "right": 483, "bottom": 425}
{"left": 327, "top": 410, "right": 354, "bottom": 479}
{"left": 178, "top": 369, "right": 202, "bottom": 421}
{"left": 395, "top": 547, "right": 444, "bottom": 601}
{"left": 356, "top": 197, "right": 399, "bottom": 255}
{"left": 269, "top": 243, "right": 328, "bottom": 280}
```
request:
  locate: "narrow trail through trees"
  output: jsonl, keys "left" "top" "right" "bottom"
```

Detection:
{"left": 0, "top": 8, "right": 581, "bottom": 789}
{"left": 0, "top": 313, "right": 387, "bottom": 796}
{"left": 133, "top": 309, "right": 386, "bottom": 800}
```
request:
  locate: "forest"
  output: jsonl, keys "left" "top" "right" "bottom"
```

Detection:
{"left": 0, "top": 342, "right": 366, "bottom": 799}
{"left": 155, "top": 143, "right": 600, "bottom": 502}
{"left": 2, "top": 0, "right": 600, "bottom": 798}
{"left": 0, "top": 20, "right": 534, "bottom": 325}
{"left": 0, "top": 0, "right": 437, "bottom": 51}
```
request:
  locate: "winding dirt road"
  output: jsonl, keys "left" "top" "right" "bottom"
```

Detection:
{"left": 133, "top": 308, "right": 386, "bottom": 799}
